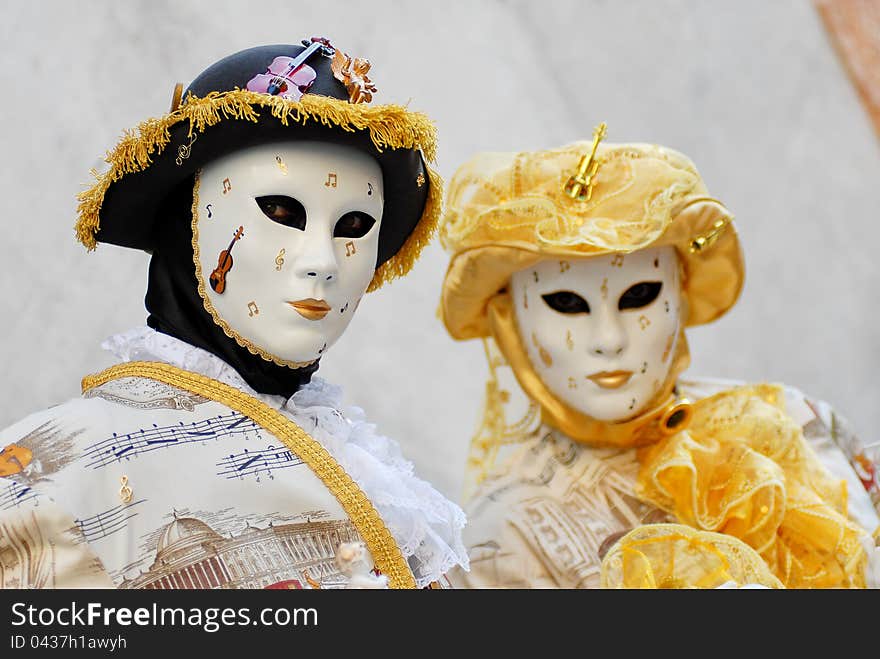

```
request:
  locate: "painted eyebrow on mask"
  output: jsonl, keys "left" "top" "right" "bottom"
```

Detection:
{"left": 255, "top": 195, "right": 307, "bottom": 231}
{"left": 542, "top": 290, "right": 590, "bottom": 314}
{"left": 618, "top": 281, "right": 663, "bottom": 310}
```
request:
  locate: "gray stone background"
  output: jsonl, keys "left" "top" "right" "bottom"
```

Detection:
{"left": 1, "top": 0, "right": 878, "bottom": 501}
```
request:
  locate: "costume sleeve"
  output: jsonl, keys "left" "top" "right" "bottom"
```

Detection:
{"left": 783, "top": 384, "right": 880, "bottom": 533}
{"left": 449, "top": 496, "right": 569, "bottom": 589}
{"left": 0, "top": 494, "right": 115, "bottom": 588}
{"left": 1, "top": 410, "right": 116, "bottom": 589}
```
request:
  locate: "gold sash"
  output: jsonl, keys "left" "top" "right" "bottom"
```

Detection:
{"left": 82, "top": 361, "right": 417, "bottom": 589}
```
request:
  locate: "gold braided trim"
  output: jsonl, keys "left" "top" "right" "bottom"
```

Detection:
{"left": 81, "top": 361, "right": 417, "bottom": 589}
{"left": 74, "top": 89, "right": 440, "bottom": 291}
{"left": 190, "top": 174, "right": 318, "bottom": 369}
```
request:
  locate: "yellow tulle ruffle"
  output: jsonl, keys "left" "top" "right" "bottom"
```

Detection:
{"left": 635, "top": 384, "right": 868, "bottom": 588}
{"left": 601, "top": 524, "right": 783, "bottom": 588}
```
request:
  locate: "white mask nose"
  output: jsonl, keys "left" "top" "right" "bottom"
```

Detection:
{"left": 588, "top": 311, "right": 628, "bottom": 358}
{"left": 294, "top": 236, "right": 339, "bottom": 283}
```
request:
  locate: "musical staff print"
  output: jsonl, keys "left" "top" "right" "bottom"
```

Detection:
{"left": 74, "top": 499, "right": 145, "bottom": 543}
{"left": 0, "top": 480, "right": 41, "bottom": 510}
{"left": 216, "top": 445, "right": 303, "bottom": 483}
{"left": 80, "top": 412, "right": 264, "bottom": 470}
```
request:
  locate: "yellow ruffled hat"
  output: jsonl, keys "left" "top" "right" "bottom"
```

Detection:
{"left": 440, "top": 125, "right": 744, "bottom": 340}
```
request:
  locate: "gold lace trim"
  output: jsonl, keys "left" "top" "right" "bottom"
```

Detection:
{"left": 81, "top": 361, "right": 417, "bottom": 589}
{"left": 600, "top": 523, "right": 784, "bottom": 588}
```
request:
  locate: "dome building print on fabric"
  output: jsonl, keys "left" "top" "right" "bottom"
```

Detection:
{"left": 118, "top": 511, "right": 359, "bottom": 590}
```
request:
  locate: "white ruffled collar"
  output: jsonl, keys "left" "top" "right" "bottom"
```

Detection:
{"left": 102, "top": 326, "right": 468, "bottom": 587}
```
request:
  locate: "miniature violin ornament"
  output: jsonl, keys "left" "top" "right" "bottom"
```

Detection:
{"left": 209, "top": 225, "right": 244, "bottom": 294}
{"left": 247, "top": 37, "right": 335, "bottom": 101}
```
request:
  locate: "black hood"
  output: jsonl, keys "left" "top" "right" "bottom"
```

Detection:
{"left": 145, "top": 177, "right": 319, "bottom": 398}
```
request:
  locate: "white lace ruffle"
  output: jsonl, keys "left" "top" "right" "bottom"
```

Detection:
{"left": 101, "top": 327, "right": 468, "bottom": 587}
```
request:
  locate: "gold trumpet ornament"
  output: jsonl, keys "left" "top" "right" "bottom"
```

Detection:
{"left": 564, "top": 122, "right": 607, "bottom": 201}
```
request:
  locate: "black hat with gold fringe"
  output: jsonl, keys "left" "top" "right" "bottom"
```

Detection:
{"left": 76, "top": 38, "right": 440, "bottom": 293}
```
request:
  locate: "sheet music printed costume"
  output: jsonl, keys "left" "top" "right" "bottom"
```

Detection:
{"left": 0, "top": 38, "right": 467, "bottom": 590}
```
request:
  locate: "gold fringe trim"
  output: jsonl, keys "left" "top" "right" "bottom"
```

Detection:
{"left": 463, "top": 337, "right": 540, "bottom": 502}
{"left": 81, "top": 361, "right": 417, "bottom": 589}
{"left": 75, "top": 89, "right": 440, "bottom": 291}
{"left": 368, "top": 164, "right": 442, "bottom": 292}
{"left": 190, "top": 173, "right": 318, "bottom": 370}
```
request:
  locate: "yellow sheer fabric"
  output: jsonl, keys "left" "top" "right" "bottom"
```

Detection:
{"left": 635, "top": 385, "right": 868, "bottom": 588}
{"left": 441, "top": 144, "right": 700, "bottom": 253}
{"left": 600, "top": 524, "right": 783, "bottom": 588}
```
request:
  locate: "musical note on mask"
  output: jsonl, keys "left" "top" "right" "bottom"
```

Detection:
{"left": 662, "top": 334, "right": 675, "bottom": 363}
{"left": 345, "top": 241, "right": 356, "bottom": 257}
{"left": 275, "top": 248, "right": 286, "bottom": 271}
{"left": 560, "top": 261, "right": 571, "bottom": 273}
{"left": 206, "top": 204, "right": 213, "bottom": 218}
{"left": 248, "top": 301, "right": 260, "bottom": 317}
{"left": 340, "top": 302, "right": 349, "bottom": 314}
{"left": 611, "top": 254, "right": 624, "bottom": 267}
{"left": 324, "top": 172, "right": 337, "bottom": 188}
{"left": 638, "top": 315, "right": 650, "bottom": 330}
{"left": 222, "top": 177, "right": 232, "bottom": 194}
{"left": 276, "top": 155, "right": 288, "bottom": 175}
{"left": 367, "top": 182, "right": 373, "bottom": 196}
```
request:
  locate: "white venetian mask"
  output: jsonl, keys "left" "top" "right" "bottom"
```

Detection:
{"left": 509, "top": 246, "right": 683, "bottom": 422}
{"left": 194, "top": 141, "right": 384, "bottom": 365}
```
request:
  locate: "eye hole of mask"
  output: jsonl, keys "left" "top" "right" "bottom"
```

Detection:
{"left": 255, "top": 195, "right": 307, "bottom": 231}
{"left": 541, "top": 291, "right": 590, "bottom": 314}
{"left": 618, "top": 281, "right": 663, "bottom": 310}
{"left": 334, "top": 211, "right": 376, "bottom": 239}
